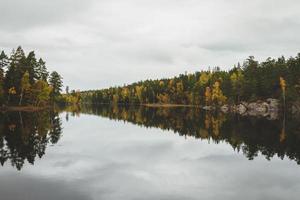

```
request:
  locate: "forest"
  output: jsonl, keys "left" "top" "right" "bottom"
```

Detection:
{"left": 81, "top": 54, "right": 300, "bottom": 107}
{"left": 0, "top": 46, "right": 79, "bottom": 109}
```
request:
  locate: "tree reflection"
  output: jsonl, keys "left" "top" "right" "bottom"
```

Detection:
{"left": 80, "top": 104, "right": 300, "bottom": 164}
{"left": 0, "top": 111, "right": 62, "bottom": 170}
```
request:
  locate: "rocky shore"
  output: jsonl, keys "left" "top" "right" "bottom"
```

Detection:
{"left": 203, "top": 98, "right": 280, "bottom": 120}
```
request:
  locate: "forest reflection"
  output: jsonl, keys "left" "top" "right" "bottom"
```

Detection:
{"left": 77, "top": 105, "right": 300, "bottom": 165}
{"left": 2, "top": 105, "right": 300, "bottom": 171}
{"left": 0, "top": 111, "right": 62, "bottom": 170}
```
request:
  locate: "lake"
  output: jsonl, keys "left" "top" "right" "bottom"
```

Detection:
{"left": 0, "top": 105, "right": 299, "bottom": 200}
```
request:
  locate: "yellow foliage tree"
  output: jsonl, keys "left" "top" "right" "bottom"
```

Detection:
{"left": 31, "top": 80, "right": 52, "bottom": 106}
{"left": 8, "top": 87, "right": 16, "bottom": 95}
{"left": 212, "top": 81, "right": 227, "bottom": 106}
{"left": 279, "top": 77, "right": 286, "bottom": 109}
{"left": 8, "top": 87, "right": 16, "bottom": 103}
{"left": 159, "top": 81, "right": 164, "bottom": 87}
{"left": 121, "top": 87, "right": 130, "bottom": 102}
{"left": 199, "top": 72, "right": 210, "bottom": 86}
{"left": 205, "top": 87, "right": 211, "bottom": 106}
{"left": 135, "top": 85, "right": 143, "bottom": 103}
{"left": 19, "top": 72, "right": 31, "bottom": 105}
{"left": 157, "top": 93, "right": 170, "bottom": 104}
{"left": 112, "top": 94, "right": 119, "bottom": 104}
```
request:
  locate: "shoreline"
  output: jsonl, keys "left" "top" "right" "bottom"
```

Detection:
{"left": 0, "top": 106, "right": 49, "bottom": 112}
{"left": 141, "top": 103, "right": 200, "bottom": 108}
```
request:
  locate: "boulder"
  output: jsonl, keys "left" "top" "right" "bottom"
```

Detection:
{"left": 220, "top": 104, "right": 229, "bottom": 113}
{"left": 203, "top": 106, "right": 214, "bottom": 111}
{"left": 267, "top": 98, "right": 279, "bottom": 111}
{"left": 236, "top": 104, "right": 247, "bottom": 114}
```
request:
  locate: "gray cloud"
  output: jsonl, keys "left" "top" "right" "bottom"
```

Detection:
{"left": 0, "top": 0, "right": 300, "bottom": 90}
{"left": 0, "top": 0, "right": 96, "bottom": 30}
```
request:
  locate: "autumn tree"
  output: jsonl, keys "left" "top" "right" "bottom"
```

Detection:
{"left": 157, "top": 93, "right": 170, "bottom": 104}
{"left": 19, "top": 72, "right": 31, "bottom": 105}
{"left": 212, "top": 81, "right": 227, "bottom": 106}
{"left": 31, "top": 80, "right": 52, "bottom": 106}
{"left": 8, "top": 87, "right": 16, "bottom": 104}
{"left": 176, "top": 81, "right": 184, "bottom": 104}
{"left": 199, "top": 72, "right": 210, "bottom": 86}
{"left": 279, "top": 77, "right": 286, "bottom": 109}
{"left": 135, "top": 85, "right": 144, "bottom": 103}
{"left": 205, "top": 87, "right": 211, "bottom": 106}
{"left": 121, "top": 87, "right": 130, "bottom": 103}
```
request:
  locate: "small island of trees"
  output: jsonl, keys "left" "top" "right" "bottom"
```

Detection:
{"left": 0, "top": 46, "right": 79, "bottom": 110}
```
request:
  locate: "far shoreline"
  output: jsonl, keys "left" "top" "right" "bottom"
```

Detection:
{"left": 141, "top": 103, "right": 200, "bottom": 108}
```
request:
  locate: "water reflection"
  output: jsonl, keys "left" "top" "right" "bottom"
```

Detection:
{"left": 1, "top": 104, "right": 300, "bottom": 172}
{"left": 0, "top": 106, "right": 299, "bottom": 200}
{"left": 79, "top": 105, "right": 300, "bottom": 164}
{"left": 0, "top": 111, "right": 62, "bottom": 170}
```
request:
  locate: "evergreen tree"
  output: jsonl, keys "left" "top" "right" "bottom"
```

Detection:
{"left": 36, "top": 58, "right": 49, "bottom": 81}
{"left": 26, "top": 51, "right": 38, "bottom": 84}
{"left": 66, "top": 86, "right": 69, "bottom": 94}
{"left": 49, "top": 71, "right": 63, "bottom": 101}
{"left": 0, "top": 51, "right": 9, "bottom": 71}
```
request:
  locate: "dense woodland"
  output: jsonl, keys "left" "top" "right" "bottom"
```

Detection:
{"left": 81, "top": 54, "right": 300, "bottom": 107}
{"left": 0, "top": 46, "right": 79, "bottom": 108}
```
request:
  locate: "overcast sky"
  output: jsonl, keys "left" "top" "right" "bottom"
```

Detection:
{"left": 0, "top": 0, "right": 300, "bottom": 90}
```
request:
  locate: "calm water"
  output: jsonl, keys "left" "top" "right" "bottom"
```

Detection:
{"left": 0, "top": 105, "right": 299, "bottom": 200}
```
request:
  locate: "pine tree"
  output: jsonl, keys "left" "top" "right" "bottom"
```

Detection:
{"left": 66, "top": 86, "right": 69, "bottom": 94}
{"left": 26, "top": 51, "right": 38, "bottom": 84}
{"left": 49, "top": 71, "right": 63, "bottom": 101}
{"left": 36, "top": 58, "right": 49, "bottom": 81}
{"left": 230, "top": 69, "right": 244, "bottom": 103}
{"left": 0, "top": 51, "right": 9, "bottom": 71}
{"left": 5, "top": 47, "right": 26, "bottom": 103}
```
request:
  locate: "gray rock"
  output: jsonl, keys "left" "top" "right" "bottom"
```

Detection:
{"left": 236, "top": 104, "right": 247, "bottom": 114}
{"left": 203, "top": 106, "right": 214, "bottom": 111}
{"left": 229, "top": 99, "right": 279, "bottom": 119}
{"left": 220, "top": 105, "right": 229, "bottom": 113}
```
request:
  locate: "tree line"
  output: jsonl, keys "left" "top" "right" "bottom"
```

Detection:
{"left": 0, "top": 46, "right": 77, "bottom": 107}
{"left": 81, "top": 54, "right": 300, "bottom": 107}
